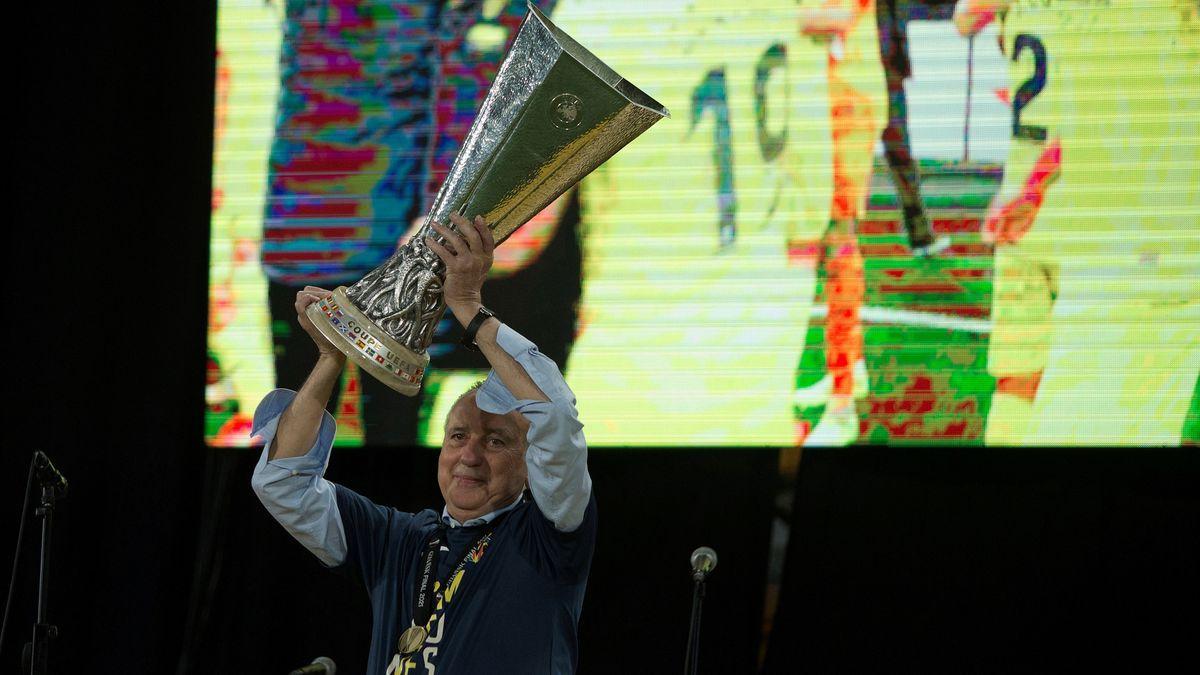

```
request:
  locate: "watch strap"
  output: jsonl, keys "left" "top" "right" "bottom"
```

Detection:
{"left": 460, "top": 306, "right": 497, "bottom": 351}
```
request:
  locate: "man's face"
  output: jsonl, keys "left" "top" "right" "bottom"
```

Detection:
{"left": 438, "top": 392, "right": 529, "bottom": 522}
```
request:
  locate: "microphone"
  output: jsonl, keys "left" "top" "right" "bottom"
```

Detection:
{"left": 34, "top": 450, "right": 68, "bottom": 495}
{"left": 289, "top": 656, "right": 336, "bottom": 675}
{"left": 690, "top": 546, "right": 718, "bottom": 582}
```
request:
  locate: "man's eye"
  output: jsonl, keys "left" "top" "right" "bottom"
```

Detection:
{"left": 451, "top": 432, "right": 467, "bottom": 441}
{"left": 487, "top": 437, "right": 506, "bottom": 448}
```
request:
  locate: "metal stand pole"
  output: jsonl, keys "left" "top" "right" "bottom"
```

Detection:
{"left": 683, "top": 578, "right": 706, "bottom": 675}
{"left": 22, "top": 451, "right": 65, "bottom": 675}
{"left": 27, "top": 483, "right": 57, "bottom": 675}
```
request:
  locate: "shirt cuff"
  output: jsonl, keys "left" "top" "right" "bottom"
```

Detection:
{"left": 475, "top": 324, "right": 576, "bottom": 415}
{"left": 251, "top": 388, "right": 337, "bottom": 472}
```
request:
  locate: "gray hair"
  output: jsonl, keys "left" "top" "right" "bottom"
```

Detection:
{"left": 453, "top": 379, "right": 488, "bottom": 408}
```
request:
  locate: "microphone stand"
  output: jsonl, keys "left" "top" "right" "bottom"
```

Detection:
{"left": 683, "top": 573, "right": 706, "bottom": 675}
{"left": 25, "top": 454, "right": 65, "bottom": 675}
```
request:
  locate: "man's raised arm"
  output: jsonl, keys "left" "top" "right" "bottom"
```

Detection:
{"left": 249, "top": 287, "right": 349, "bottom": 567}
{"left": 428, "top": 214, "right": 549, "bottom": 403}
{"left": 271, "top": 288, "right": 348, "bottom": 459}
{"left": 429, "top": 214, "right": 592, "bottom": 532}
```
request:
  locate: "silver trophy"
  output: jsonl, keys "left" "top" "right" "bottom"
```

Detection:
{"left": 305, "top": 3, "right": 669, "bottom": 395}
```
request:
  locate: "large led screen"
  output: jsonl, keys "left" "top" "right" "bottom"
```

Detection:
{"left": 207, "top": 0, "right": 1199, "bottom": 447}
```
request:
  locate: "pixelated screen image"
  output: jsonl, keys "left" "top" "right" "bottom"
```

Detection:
{"left": 207, "top": 0, "right": 1199, "bottom": 447}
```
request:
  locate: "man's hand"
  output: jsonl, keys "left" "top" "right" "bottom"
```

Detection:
{"left": 982, "top": 198, "right": 1037, "bottom": 246}
{"left": 426, "top": 213, "right": 495, "bottom": 328}
{"left": 426, "top": 213, "right": 548, "bottom": 402}
{"left": 295, "top": 286, "right": 346, "bottom": 362}
{"left": 982, "top": 138, "right": 1061, "bottom": 246}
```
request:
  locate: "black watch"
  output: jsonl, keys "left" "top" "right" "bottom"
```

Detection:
{"left": 460, "top": 306, "right": 498, "bottom": 351}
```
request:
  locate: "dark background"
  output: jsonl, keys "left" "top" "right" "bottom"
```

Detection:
{"left": 5, "top": 2, "right": 1197, "bottom": 673}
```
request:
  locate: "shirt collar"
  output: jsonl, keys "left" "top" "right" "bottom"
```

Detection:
{"left": 441, "top": 493, "right": 523, "bottom": 528}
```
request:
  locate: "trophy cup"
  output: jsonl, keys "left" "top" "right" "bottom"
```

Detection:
{"left": 304, "top": 4, "right": 668, "bottom": 395}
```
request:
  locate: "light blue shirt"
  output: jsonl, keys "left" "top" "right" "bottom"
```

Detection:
{"left": 250, "top": 324, "right": 592, "bottom": 568}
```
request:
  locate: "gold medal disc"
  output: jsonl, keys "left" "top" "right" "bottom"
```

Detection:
{"left": 397, "top": 625, "right": 428, "bottom": 656}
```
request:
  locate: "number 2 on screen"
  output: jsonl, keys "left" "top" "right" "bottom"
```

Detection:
{"left": 1012, "top": 33, "right": 1048, "bottom": 141}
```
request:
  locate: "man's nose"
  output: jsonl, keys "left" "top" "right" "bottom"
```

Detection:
{"left": 459, "top": 439, "right": 484, "bottom": 465}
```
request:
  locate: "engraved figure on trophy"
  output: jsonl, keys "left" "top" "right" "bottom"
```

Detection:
{"left": 346, "top": 244, "right": 445, "bottom": 352}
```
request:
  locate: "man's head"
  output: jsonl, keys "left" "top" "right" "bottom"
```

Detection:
{"left": 438, "top": 389, "right": 530, "bottom": 522}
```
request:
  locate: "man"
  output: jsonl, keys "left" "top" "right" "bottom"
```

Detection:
{"left": 956, "top": 0, "right": 1200, "bottom": 444}
{"left": 791, "top": 0, "right": 885, "bottom": 446}
{"left": 251, "top": 213, "right": 595, "bottom": 674}
{"left": 1006, "top": 0, "right": 1199, "bottom": 445}
{"left": 952, "top": 0, "right": 1062, "bottom": 444}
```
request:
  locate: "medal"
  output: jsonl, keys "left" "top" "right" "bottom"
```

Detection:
{"left": 397, "top": 625, "right": 429, "bottom": 656}
{"left": 393, "top": 518, "right": 506, "bottom": 664}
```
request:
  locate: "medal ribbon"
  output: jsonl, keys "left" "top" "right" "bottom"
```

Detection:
{"left": 393, "top": 520, "right": 499, "bottom": 663}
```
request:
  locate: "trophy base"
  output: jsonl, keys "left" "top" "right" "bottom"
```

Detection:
{"left": 304, "top": 287, "right": 428, "bottom": 396}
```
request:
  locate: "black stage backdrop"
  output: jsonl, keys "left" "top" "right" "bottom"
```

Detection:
{"left": 5, "top": 3, "right": 1198, "bottom": 674}
{"left": 763, "top": 449, "right": 1200, "bottom": 672}
{"left": 6, "top": 1, "right": 214, "bottom": 673}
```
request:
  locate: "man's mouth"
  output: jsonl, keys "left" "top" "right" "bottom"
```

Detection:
{"left": 454, "top": 475, "right": 485, "bottom": 486}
